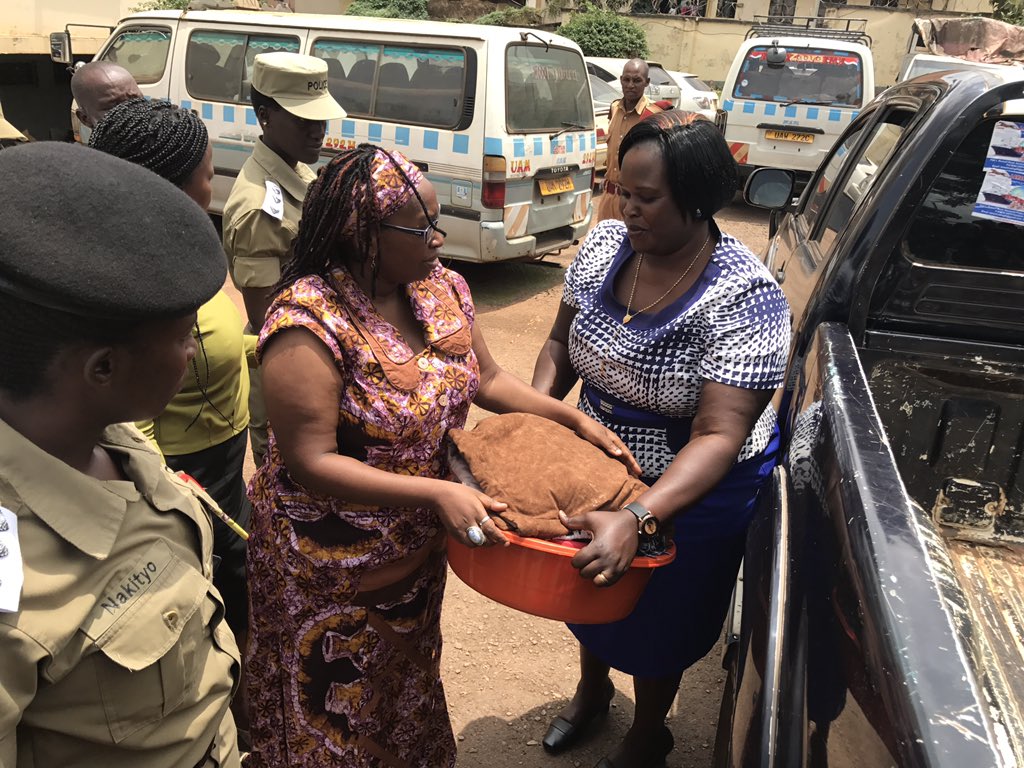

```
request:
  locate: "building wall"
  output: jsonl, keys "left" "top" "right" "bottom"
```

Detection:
{"left": 1, "top": 1, "right": 136, "bottom": 56}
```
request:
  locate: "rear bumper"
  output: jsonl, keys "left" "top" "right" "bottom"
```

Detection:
{"left": 478, "top": 214, "right": 591, "bottom": 262}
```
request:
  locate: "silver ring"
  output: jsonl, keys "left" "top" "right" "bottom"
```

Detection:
{"left": 594, "top": 572, "right": 610, "bottom": 586}
{"left": 466, "top": 525, "right": 486, "bottom": 546}
{"left": 479, "top": 515, "right": 494, "bottom": 526}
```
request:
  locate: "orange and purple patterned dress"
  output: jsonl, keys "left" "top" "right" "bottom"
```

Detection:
{"left": 245, "top": 264, "right": 479, "bottom": 768}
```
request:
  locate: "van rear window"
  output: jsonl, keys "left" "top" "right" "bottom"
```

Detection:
{"left": 311, "top": 39, "right": 469, "bottom": 128}
{"left": 507, "top": 45, "right": 593, "bottom": 134}
{"left": 733, "top": 46, "right": 863, "bottom": 107}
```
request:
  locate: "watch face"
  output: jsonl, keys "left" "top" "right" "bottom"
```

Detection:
{"left": 641, "top": 516, "right": 659, "bottom": 536}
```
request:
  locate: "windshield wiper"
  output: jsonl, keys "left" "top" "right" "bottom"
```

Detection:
{"left": 782, "top": 97, "right": 836, "bottom": 107}
{"left": 550, "top": 121, "right": 588, "bottom": 139}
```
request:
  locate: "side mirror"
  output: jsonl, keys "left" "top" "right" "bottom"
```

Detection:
{"left": 49, "top": 32, "right": 71, "bottom": 65}
{"left": 745, "top": 167, "right": 795, "bottom": 210}
{"left": 766, "top": 42, "right": 787, "bottom": 69}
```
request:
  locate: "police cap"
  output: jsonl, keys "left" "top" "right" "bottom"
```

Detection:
{"left": 0, "top": 142, "right": 225, "bottom": 319}
{"left": 252, "top": 52, "right": 346, "bottom": 121}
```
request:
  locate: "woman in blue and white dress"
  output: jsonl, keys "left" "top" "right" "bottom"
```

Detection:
{"left": 533, "top": 111, "right": 791, "bottom": 768}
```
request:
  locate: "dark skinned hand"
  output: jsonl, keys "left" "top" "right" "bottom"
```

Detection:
{"left": 558, "top": 509, "right": 638, "bottom": 587}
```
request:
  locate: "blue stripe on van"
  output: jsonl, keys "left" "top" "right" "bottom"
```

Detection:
{"left": 806, "top": 107, "right": 819, "bottom": 120}
{"left": 485, "top": 137, "right": 503, "bottom": 155}
{"left": 201, "top": 103, "right": 213, "bottom": 121}
{"left": 723, "top": 99, "right": 734, "bottom": 112}
{"left": 424, "top": 130, "right": 439, "bottom": 150}
{"left": 341, "top": 120, "right": 356, "bottom": 139}
{"left": 513, "top": 138, "right": 525, "bottom": 158}
{"left": 742, "top": 102, "right": 755, "bottom": 114}
{"left": 763, "top": 103, "right": 777, "bottom": 117}
{"left": 181, "top": 99, "right": 192, "bottom": 112}
{"left": 828, "top": 109, "right": 842, "bottom": 122}
{"left": 395, "top": 126, "right": 410, "bottom": 146}
{"left": 245, "top": 108, "right": 257, "bottom": 126}
{"left": 566, "top": 135, "right": 574, "bottom": 153}
{"left": 534, "top": 137, "right": 544, "bottom": 156}
{"left": 222, "top": 105, "right": 235, "bottom": 123}
{"left": 784, "top": 106, "right": 797, "bottom": 118}
{"left": 453, "top": 134, "right": 469, "bottom": 154}
{"left": 851, "top": 111, "right": 859, "bottom": 120}
{"left": 368, "top": 123, "right": 382, "bottom": 143}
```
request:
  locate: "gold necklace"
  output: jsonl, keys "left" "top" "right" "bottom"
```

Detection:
{"left": 622, "top": 230, "right": 713, "bottom": 324}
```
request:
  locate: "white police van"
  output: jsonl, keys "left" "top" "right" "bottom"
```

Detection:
{"left": 56, "top": 10, "right": 597, "bottom": 263}
{"left": 720, "top": 18, "right": 874, "bottom": 182}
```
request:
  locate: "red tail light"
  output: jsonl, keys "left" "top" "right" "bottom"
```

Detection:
{"left": 596, "top": 127, "right": 606, "bottom": 141}
{"left": 482, "top": 155, "right": 506, "bottom": 209}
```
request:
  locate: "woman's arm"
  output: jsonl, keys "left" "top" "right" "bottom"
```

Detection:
{"left": 531, "top": 300, "right": 579, "bottom": 400}
{"left": 563, "top": 381, "right": 774, "bottom": 583}
{"left": 472, "top": 320, "right": 640, "bottom": 476}
{"left": 261, "top": 328, "right": 508, "bottom": 546}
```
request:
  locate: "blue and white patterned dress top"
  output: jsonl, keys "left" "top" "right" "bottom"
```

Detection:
{"left": 564, "top": 219, "right": 791, "bottom": 480}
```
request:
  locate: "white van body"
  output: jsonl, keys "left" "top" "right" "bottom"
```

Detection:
{"left": 721, "top": 33, "right": 874, "bottom": 178}
{"left": 585, "top": 57, "right": 681, "bottom": 107}
{"left": 898, "top": 52, "right": 1020, "bottom": 83}
{"left": 666, "top": 70, "right": 718, "bottom": 120}
{"left": 88, "top": 10, "right": 597, "bottom": 263}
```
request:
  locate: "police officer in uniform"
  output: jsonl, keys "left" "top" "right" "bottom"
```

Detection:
{"left": 222, "top": 52, "right": 345, "bottom": 466}
{"left": 0, "top": 143, "right": 240, "bottom": 767}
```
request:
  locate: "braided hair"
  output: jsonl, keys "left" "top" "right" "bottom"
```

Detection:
{"left": 89, "top": 98, "right": 208, "bottom": 187}
{"left": 88, "top": 97, "right": 233, "bottom": 431}
{"left": 276, "top": 143, "right": 427, "bottom": 295}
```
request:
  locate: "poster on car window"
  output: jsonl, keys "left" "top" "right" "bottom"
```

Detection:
{"left": 972, "top": 120, "right": 1024, "bottom": 225}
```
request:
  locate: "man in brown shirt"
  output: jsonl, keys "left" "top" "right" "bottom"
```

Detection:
{"left": 597, "top": 59, "right": 664, "bottom": 222}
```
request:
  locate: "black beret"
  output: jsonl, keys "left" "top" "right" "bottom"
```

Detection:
{"left": 0, "top": 142, "right": 226, "bottom": 319}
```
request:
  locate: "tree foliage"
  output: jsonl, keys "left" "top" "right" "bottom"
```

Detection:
{"left": 130, "top": 0, "right": 189, "bottom": 11}
{"left": 558, "top": 3, "right": 650, "bottom": 58}
{"left": 346, "top": 0, "right": 429, "bottom": 20}
{"left": 992, "top": 0, "right": 1024, "bottom": 26}
{"left": 475, "top": 7, "right": 543, "bottom": 26}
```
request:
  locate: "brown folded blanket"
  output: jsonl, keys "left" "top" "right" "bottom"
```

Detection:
{"left": 448, "top": 412, "right": 648, "bottom": 539}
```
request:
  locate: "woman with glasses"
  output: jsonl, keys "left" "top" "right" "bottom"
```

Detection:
{"left": 243, "top": 143, "right": 637, "bottom": 768}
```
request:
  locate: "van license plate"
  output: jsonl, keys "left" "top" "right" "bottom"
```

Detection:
{"left": 539, "top": 176, "right": 574, "bottom": 196}
{"left": 765, "top": 130, "right": 814, "bottom": 144}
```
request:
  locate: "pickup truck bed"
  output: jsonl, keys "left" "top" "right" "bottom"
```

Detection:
{"left": 862, "top": 338, "right": 1024, "bottom": 764}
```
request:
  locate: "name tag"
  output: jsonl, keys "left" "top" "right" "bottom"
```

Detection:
{"left": 81, "top": 539, "right": 176, "bottom": 639}
{"left": 261, "top": 179, "right": 285, "bottom": 221}
{"left": 0, "top": 506, "right": 23, "bottom": 613}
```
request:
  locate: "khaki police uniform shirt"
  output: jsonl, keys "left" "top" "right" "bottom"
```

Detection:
{"left": 222, "top": 138, "right": 317, "bottom": 290}
{"left": 0, "top": 418, "right": 240, "bottom": 768}
{"left": 605, "top": 94, "right": 657, "bottom": 186}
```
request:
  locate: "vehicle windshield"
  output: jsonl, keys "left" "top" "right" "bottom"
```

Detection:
{"left": 684, "top": 75, "right": 712, "bottom": 92}
{"left": 589, "top": 75, "right": 620, "bottom": 107}
{"left": 507, "top": 45, "right": 594, "bottom": 133}
{"left": 733, "top": 46, "right": 863, "bottom": 107}
{"left": 98, "top": 26, "right": 171, "bottom": 84}
{"left": 649, "top": 66, "right": 675, "bottom": 87}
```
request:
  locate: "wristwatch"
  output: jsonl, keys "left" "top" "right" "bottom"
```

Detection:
{"left": 623, "top": 501, "right": 659, "bottom": 537}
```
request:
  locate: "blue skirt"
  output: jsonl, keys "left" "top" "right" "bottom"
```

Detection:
{"left": 568, "top": 429, "right": 779, "bottom": 678}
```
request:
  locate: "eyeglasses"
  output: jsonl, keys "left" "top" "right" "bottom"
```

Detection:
{"left": 380, "top": 217, "right": 447, "bottom": 244}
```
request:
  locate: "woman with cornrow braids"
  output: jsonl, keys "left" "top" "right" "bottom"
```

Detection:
{"left": 243, "top": 143, "right": 640, "bottom": 767}
{"left": 89, "top": 98, "right": 253, "bottom": 741}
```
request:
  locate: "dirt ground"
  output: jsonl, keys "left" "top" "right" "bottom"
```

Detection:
{"left": 227, "top": 200, "right": 771, "bottom": 768}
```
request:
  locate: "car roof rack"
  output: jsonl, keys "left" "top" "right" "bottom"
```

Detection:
{"left": 746, "top": 16, "right": 872, "bottom": 46}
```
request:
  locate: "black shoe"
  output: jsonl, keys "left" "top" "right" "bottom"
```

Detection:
{"left": 594, "top": 725, "right": 674, "bottom": 768}
{"left": 542, "top": 679, "right": 615, "bottom": 755}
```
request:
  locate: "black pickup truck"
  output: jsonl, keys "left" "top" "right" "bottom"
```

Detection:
{"left": 712, "top": 70, "right": 1024, "bottom": 767}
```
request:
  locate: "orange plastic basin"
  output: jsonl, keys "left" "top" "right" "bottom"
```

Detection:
{"left": 447, "top": 531, "right": 675, "bottom": 624}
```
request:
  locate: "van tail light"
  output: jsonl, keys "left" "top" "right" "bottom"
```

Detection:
{"left": 596, "top": 127, "right": 606, "bottom": 141}
{"left": 482, "top": 155, "right": 506, "bottom": 209}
